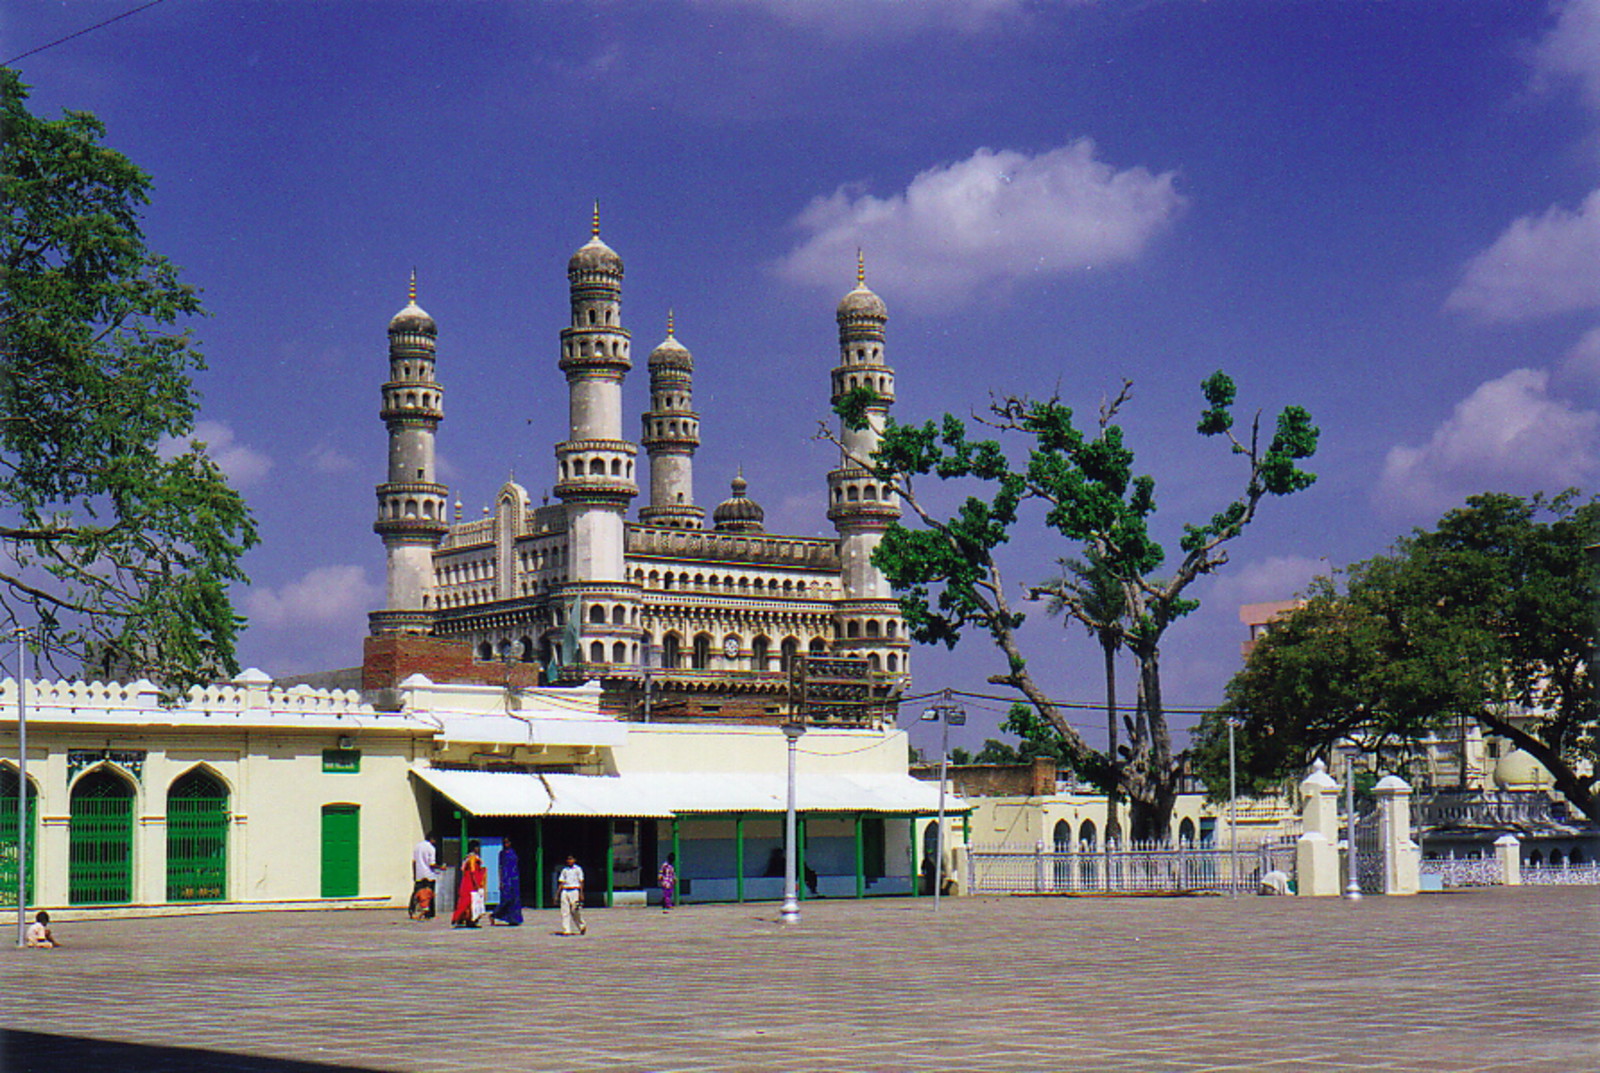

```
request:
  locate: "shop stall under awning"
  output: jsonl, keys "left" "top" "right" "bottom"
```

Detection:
{"left": 411, "top": 767, "right": 964, "bottom": 819}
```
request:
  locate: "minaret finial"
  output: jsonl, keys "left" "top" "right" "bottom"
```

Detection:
{"left": 667, "top": 308, "right": 675, "bottom": 335}
{"left": 592, "top": 200, "right": 601, "bottom": 239}
{"left": 408, "top": 268, "right": 417, "bottom": 304}
{"left": 857, "top": 249, "right": 865, "bottom": 287}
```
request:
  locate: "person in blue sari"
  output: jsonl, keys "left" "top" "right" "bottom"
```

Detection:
{"left": 490, "top": 841, "right": 523, "bottom": 926}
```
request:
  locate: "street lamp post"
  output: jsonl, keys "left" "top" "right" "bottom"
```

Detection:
{"left": 13, "top": 628, "right": 29, "bottom": 948}
{"left": 780, "top": 720, "right": 806, "bottom": 923}
{"left": 1344, "top": 743, "right": 1363, "bottom": 902}
{"left": 921, "top": 691, "right": 965, "bottom": 911}
{"left": 1227, "top": 715, "right": 1239, "bottom": 899}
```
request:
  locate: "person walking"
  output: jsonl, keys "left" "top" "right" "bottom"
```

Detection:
{"left": 490, "top": 840, "right": 523, "bottom": 926}
{"left": 410, "top": 831, "right": 444, "bottom": 920}
{"left": 452, "top": 839, "right": 487, "bottom": 928}
{"left": 658, "top": 852, "right": 676, "bottom": 911}
{"left": 557, "top": 854, "right": 587, "bottom": 935}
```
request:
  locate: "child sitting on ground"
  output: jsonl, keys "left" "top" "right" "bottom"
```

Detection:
{"left": 25, "top": 910, "right": 59, "bottom": 948}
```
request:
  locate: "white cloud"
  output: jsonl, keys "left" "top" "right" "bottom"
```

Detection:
{"left": 242, "top": 565, "right": 381, "bottom": 630}
{"left": 1559, "top": 323, "right": 1600, "bottom": 384}
{"left": 1445, "top": 187, "right": 1600, "bottom": 322}
{"left": 307, "top": 441, "right": 356, "bottom": 475}
{"left": 1203, "top": 555, "right": 1328, "bottom": 608}
{"left": 1375, "top": 369, "right": 1600, "bottom": 517}
{"left": 1534, "top": 0, "right": 1600, "bottom": 110}
{"left": 699, "top": 0, "right": 1033, "bottom": 35}
{"left": 158, "top": 420, "right": 274, "bottom": 488}
{"left": 777, "top": 141, "right": 1184, "bottom": 308}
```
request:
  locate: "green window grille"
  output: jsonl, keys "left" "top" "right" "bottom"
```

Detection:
{"left": 70, "top": 768, "right": 135, "bottom": 905}
{"left": 320, "top": 803, "right": 360, "bottom": 898}
{"left": 0, "top": 768, "right": 38, "bottom": 908}
{"left": 167, "top": 769, "right": 228, "bottom": 902}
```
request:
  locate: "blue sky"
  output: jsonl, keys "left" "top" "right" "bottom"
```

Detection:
{"left": 6, "top": 1, "right": 1598, "bottom": 755}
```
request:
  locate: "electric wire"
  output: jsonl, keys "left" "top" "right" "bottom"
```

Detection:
{"left": 4, "top": 0, "right": 169, "bottom": 67}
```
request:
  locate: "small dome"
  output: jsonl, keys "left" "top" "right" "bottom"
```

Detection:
{"left": 568, "top": 235, "right": 624, "bottom": 278}
{"left": 389, "top": 298, "right": 435, "bottom": 335}
{"left": 837, "top": 282, "right": 887, "bottom": 321}
{"left": 713, "top": 470, "right": 765, "bottom": 533}
{"left": 649, "top": 329, "right": 692, "bottom": 370}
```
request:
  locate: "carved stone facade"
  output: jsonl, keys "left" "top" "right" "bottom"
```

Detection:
{"left": 368, "top": 221, "right": 909, "bottom": 721}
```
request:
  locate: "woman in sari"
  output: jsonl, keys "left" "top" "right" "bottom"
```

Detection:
{"left": 452, "top": 839, "right": 487, "bottom": 928}
{"left": 490, "top": 841, "right": 523, "bottom": 926}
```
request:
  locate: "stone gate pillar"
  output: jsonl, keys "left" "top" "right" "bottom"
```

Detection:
{"left": 1373, "top": 774, "right": 1420, "bottom": 895}
{"left": 1494, "top": 834, "right": 1522, "bottom": 886}
{"left": 1296, "top": 759, "right": 1341, "bottom": 896}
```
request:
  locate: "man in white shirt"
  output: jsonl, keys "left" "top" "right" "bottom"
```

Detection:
{"left": 557, "top": 854, "right": 587, "bottom": 935}
{"left": 411, "top": 832, "right": 443, "bottom": 920}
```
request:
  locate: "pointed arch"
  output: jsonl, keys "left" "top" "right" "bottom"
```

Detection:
{"left": 69, "top": 765, "right": 137, "bottom": 904}
{"left": 168, "top": 766, "right": 230, "bottom": 901}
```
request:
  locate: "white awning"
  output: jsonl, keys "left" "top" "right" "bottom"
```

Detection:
{"left": 411, "top": 767, "right": 962, "bottom": 818}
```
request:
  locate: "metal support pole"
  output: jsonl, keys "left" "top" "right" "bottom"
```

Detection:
{"left": 934, "top": 715, "right": 948, "bottom": 910}
{"left": 14, "top": 628, "right": 28, "bottom": 948}
{"left": 854, "top": 813, "right": 865, "bottom": 899}
{"left": 1228, "top": 716, "right": 1238, "bottom": 899}
{"left": 671, "top": 817, "right": 682, "bottom": 904}
{"left": 780, "top": 721, "right": 805, "bottom": 922}
{"left": 1344, "top": 746, "right": 1362, "bottom": 901}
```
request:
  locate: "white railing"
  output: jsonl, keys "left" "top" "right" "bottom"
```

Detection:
{"left": 1523, "top": 862, "right": 1600, "bottom": 886}
{"left": 967, "top": 841, "right": 1294, "bottom": 896}
{"left": 1419, "top": 856, "right": 1501, "bottom": 888}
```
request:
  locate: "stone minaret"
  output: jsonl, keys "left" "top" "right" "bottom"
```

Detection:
{"left": 827, "top": 255, "right": 904, "bottom": 670}
{"left": 639, "top": 311, "right": 704, "bottom": 529}
{"left": 554, "top": 208, "right": 641, "bottom": 669}
{"left": 371, "top": 272, "right": 448, "bottom": 636}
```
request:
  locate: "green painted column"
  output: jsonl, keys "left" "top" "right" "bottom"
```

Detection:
{"left": 605, "top": 819, "right": 616, "bottom": 908}
{"left": 854, "top": 813, "right": 865, "bottom": 899}
{"left": 910, "top": 817, "right": 920, "bottom": 897}
{"left": 671, "top": 818, "right": 681, "bottom": 904}
{"left": 797, "top": 815, "right": 807, "bottom": 901}
{"left": 963, "top": 813, "right": 971, "bottom": 843}
{"left": 734, "top": 815, "right": 745, "bottom": 903}
{"left": 533, "top": 819, "right": 545, "bottom": 910}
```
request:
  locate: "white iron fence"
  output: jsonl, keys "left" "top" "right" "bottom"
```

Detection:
{"left": 967, "top": 840, "right": 1296, "bottom": 896}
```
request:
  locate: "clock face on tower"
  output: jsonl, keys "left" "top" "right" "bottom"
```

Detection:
{"left": 723, "top": 637, "right": 740, "bottom": 659}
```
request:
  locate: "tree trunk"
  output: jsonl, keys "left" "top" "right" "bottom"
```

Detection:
{"left": 1117, "top": 646, "right": 1180, "bottom": 843}
{"left": 1103, "top": 639, "right": 1118, "bottom": 805}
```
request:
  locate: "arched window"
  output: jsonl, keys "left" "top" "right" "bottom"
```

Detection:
{"left": 477, "top": 642, "right": 493, "bottom": 661}
{"left": 1, "top": 765, "right": 38, "bottom": 905}
{"left": 780, "top": 637, "right": 800, "bottom": 674}
{"left": 612, "top": 642, "right": 627, "bottom": 663}
{"left": 1178, "top": 818, "right": 1196, "bottom": 846}
{"left": 845, "top": 621, "right": 860, "bottom": 639}
{"left": 612, "top": 605, "right": 626, "bottom": 625}
{"left": 589, "top": 605, "right": 607, "bottom": 625}
{"left": 691, "top": 633, "right": 712, "bottom": 670}
{"left": 70, "top": 767, "right": 136, "bottom": 905}
{"left": 168, "top": 768, "right": 229, "bottom": 902}
{"left": 662, "top": 633, "right": 682, "bottom": 670}
{"left": 866, "top": 620, "right": 881, "bottom": 638}
{"left": 611, "top": 459, "right": 622, "bottom": 476}
{"left": 519, "top": 636, "right": 536, "bottom": 662}
{"left": 887, "top": 654, "right": 898, "bottom": 672}
{"left": 868, "top": 653, "right": 881, "bottom": 672}
{"left": 590, "top": 459, "right": 605, "bottom": 476}
{"left": 1079, "top": 820, "right": 1097, "bottom": 851}
{"left": 808, "top": 638, "right": 827, "bottom": 655}
{"left": 590, "top": 641, "right": 605, "bottom": 663}
{"left": 751, "top": 636, "right": 771, "bottom": 671}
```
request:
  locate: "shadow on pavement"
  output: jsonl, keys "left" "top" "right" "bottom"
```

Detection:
{"left": 0, "top": 1031, "right": 387, "bottom": 1073}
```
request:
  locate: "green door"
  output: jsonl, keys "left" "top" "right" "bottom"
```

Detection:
{"left": 70, "top": 768, "right": 135, "bottom": 905}
{"left": 320, "top": 804, "right": 360, "bottom": 897}
{"left": 0, "top": 768, "right": 37, "bottom": 908}
{"left": 167, "top": 769, "right": 228, "bottom": 901}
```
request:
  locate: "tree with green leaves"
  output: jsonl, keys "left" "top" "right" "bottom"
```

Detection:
{"left": 0, "top": 68, "right": 257, "bottom": 689}
{"left": 1192, "top": 491, "right": 1599, "bottom": 824}
{"left": 832, "top": 373, "right": 1318, "bottom": 841}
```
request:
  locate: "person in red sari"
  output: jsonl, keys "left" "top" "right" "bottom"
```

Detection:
{"left": 452, "top": 839, "right": 487, "bottom": 928}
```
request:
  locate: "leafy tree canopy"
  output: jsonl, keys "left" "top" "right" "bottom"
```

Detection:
{"left": 0, "top": 68, "right": 257, "bottom": 688}
{"left": 832, "top": 373, "right": 1318, "bottom": 840}
{"left": 1192, "top": 491, "right": 1599, "bottom": 822}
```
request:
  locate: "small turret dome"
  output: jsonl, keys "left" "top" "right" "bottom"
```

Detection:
{"left": 389, "top": 299, "right": 436, "bottom": 335}
{"left": 568, "top": 234, "right": 624, "bottom": 277}
{"left": 836, "top": 283, "right": 887, "bottom": 321}
{"left": 649, "top": 313, "right": 692, "bottom": 370}
{"left": 713, "top": 470, "right": 765, "bottom": 533}
{"left": 389, "top": 272, "right": 435, "bottom": 335}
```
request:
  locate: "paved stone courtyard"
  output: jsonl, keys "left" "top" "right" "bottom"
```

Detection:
{"left": 2, "top": 886, "right": 1595, "bottom": 1072}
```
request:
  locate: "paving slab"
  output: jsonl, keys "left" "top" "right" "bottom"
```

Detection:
{"left": 2, "top": 886, "right": 1596, "bottom": 1072}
